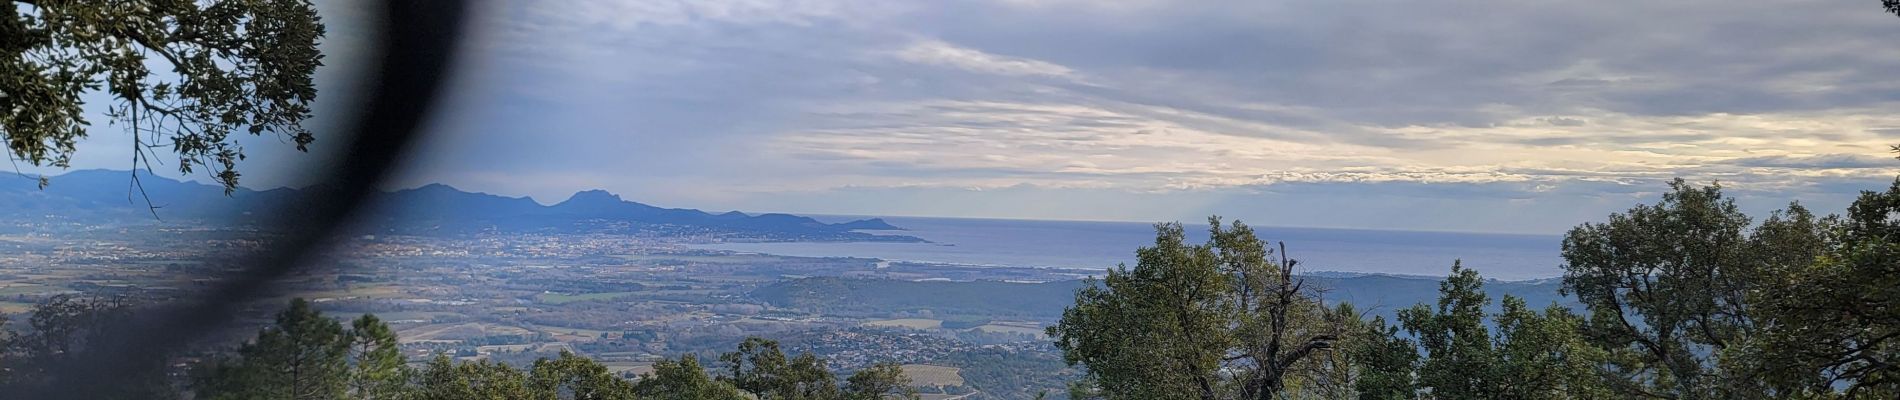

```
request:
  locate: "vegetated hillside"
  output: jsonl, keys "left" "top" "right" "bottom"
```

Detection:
{"left": 829, "top": 218, "right": 905, "bottom": 230}
{"left": 753, "top": 274, "right": 1574, "bottom": 322}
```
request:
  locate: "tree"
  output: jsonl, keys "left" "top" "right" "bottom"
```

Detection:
{"left": 2, "top": 295, "right": 124, "bottom": 385}
{"left": 1047, "top": 218, "right": 1341, "bottom": 400}
{"left": 526, "top": 351, "right": 638, "bottom": 400}
{"left": 1749, "top": 180, "right": 1900, "bottom": 396}
{"left": 718, "top": 337, "right": 840, "bottom": 400}
{"left": 405, "top": 355, "right": 533, "bottom": 400}
{"left": 634, "top": 354, "right": 747, "bottom": 400}
{"left": 1281, "top": 303, "right": 1382, "bottom": 399}
{"left": 1400, "top": 262, "right": 1499, "bottom": 399}
{"left": 1560, "top": 180, "right": 1760, "bottom": 399}
{"left": 842, "top": 362, "right": 918, "bottom": 400}
{"left": 1491, "top": 291, "right": 1611, "bottom": 399}
{"left": 346, "top": 314, "right": 408, "bottom": 400}
{"left": 0, "top": 299, "right": 939, "bottom": 399}
{"left": 1400, "top": 262, "right": 1609, "bottom": 400}
{"left": 3, "top": 0, "right": 325, "bottom": 193}
{"left": 1210, "top": 219, "right": 1342, "bottom": 399}
{"left": 401, "top": 351, "right": 648, "bottom": 400}
{"left": 1345, "top": 311, "right": 1415, "bottom": 400}
{"left": 198, "top": 298, "right": 351, "bottom": 400}
{"left": 0, "top": 295, "right": 172, "bottom": 398}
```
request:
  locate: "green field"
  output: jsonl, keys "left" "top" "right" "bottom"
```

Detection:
{"left": 602, "top": 361, "right": 655, "bottom": 376}
{"left": 288, "top": 284, "right": 407, "bottom": 302}
{"left": 0, "top": 284, "right": 62, "bottom": 296}
{"left": 537, "top": 291, "right": 639, "bottom": 304}
{"left": 0, "top": 301, "right": 34, "bottom": 313}
{"left": 901, "top": 364, "right": 966, "bottom": 387}
{"left": 527, "top": 323, "right": 614, "bottom": 339}
{"left": 397, "top": 322, "right": 537, "bottom": 342}
{"left": 331, "top": 311, "right": 464, "bottom": 323}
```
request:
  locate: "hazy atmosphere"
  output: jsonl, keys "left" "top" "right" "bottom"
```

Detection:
{"left": 37, "top": 0, "right": 1900, "bottom": 234}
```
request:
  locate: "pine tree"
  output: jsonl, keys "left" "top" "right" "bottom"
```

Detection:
{"left": 1347, "top": 313, "right": 1416, "bottom": 400}
{"left": 199, "top": 298, "right": 351, "bottom": 400}
{"left": 347, "top": 314, "right": 408, "bottom": 400}
{"left": 1400, "top": 262, "right": 1608, "bottom": 400}
{"left": 1400, "top": 262, "right": 1498, "bottom": 398}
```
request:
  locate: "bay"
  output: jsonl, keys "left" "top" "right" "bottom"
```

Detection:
{"left": 692, "top": 216, "right": 1566, "bottom": 281}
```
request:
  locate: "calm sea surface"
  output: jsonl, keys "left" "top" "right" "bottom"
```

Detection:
{"left": 690, "top": 216, "right": 1566, "bottom": 281}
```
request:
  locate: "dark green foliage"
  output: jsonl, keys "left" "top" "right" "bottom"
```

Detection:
{"left": 1344, "top": 313, "right": 1414, "bottom": 400}
{"left": 1558, "top": 178, "right": 1894, "bottom": 398}
{"left": 1398, "top": 263, "right": 1609, "bottom": 400}
{"left": 348, "top": 314, "right": 407, "bottom": 400}
{"left": 1, "top": 295, "right": 127, "bottom": 383}
{"left": 1048, "top": 218, "right": 1341, "bottom": 400}
{"left": 939, "top": 345, "right": 1078, "bottom": 399}
{"left": 1560, "top": 179, "right": 1763, "bottom": 399}
{"left": 191, "top": 300, "right": 654, "bottom": 400}
{"left": 527, "top": 351, "right": 640, "bottom": 400}
{"left": 406, "top": 355, "right": 533, "bottom": 400}
{"left": 0, "top": 295, "right": 173, "bottom": 398}
{"left": 1749, "top": 180, "right": 1900, "bottom": 397}
{"left": 710, "top": 337, "right": 916, "bottom": 400}
{"left": 634, "top": 355, "right": 747, "bottom": 400}
{"left": 718, "top": 337, "right": 841, "bottom": 399}
{"left": 198, "top": 298, "right": 351, "bottom": 400}
{"left": 843, "top": 362, "right": 918, "bottom": 400}
{"left": 2, "top": 0, "right": 324, "bottom": 192}
{"left": 1049, "top": 222, "right": 1235, "bottom": 400}
{"left": 1400, "top": 262, "right": 1497, "bottom": 399}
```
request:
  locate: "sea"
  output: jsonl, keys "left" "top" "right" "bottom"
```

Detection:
{"left": 690, "top": 216, "right": 1566, "bottom": 281}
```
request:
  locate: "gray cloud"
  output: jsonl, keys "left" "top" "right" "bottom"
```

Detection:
{"left": 1541, "top": 117, "right": 1588, "bottom": 127}
{"left": 1726, "top": 154, "right": 1896, "bottom": 169}
{"left": 358, "top": 0, "right": 1900, "bottom": 232}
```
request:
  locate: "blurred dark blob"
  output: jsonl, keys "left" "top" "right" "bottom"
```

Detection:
{"left": 9, "top": 2, "right": 472, "bottom": 398}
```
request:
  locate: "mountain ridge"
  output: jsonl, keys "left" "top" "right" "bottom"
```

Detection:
{"left": 6, "top": 170, "right": 914, "bottom": 241}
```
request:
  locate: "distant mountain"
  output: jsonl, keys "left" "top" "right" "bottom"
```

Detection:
{"left": 4, "top": 170, "right": 919, "bottom": 241}
{"left": 830, "top": 218, "right": 905, "bottom": 231}
{"left": 1, "top": 169, "right": 271, "bottom": 221}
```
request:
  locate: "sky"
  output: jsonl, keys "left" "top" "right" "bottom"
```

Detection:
{"left": 44, "top": 0, "right": 1900, "bottom": 235}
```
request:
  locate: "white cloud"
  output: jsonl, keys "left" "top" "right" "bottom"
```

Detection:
{"left": 894, "top": 39, "right": 1076, "bottom": 78}
{"left": 767, "top": 98, "right": 1900, "bottom": 194}
{"left": 369, "top": 0, "right": 1900, "bottom": 232}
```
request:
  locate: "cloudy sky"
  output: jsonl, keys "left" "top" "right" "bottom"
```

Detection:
{"left": 52, "top": 0, "right": 1900, "bottom": 234}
